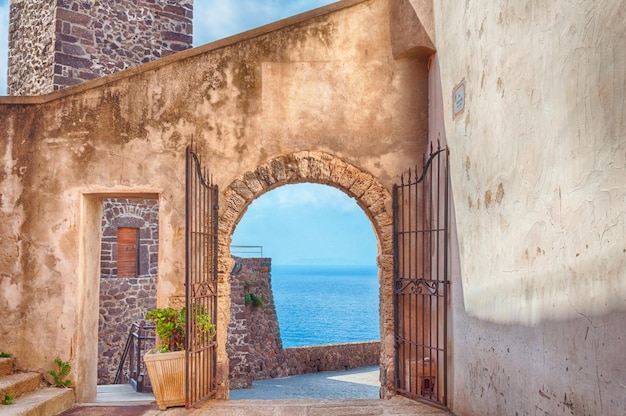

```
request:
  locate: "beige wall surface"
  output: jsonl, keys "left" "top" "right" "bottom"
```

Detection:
{"left": 0, "top": 0, "right": 432, "bottom": 402}
{"left": 4, "top": 0, "right": 623, "bottom": 412}
{"left": 432, "top": 0, "right": 625, "bottom": 414}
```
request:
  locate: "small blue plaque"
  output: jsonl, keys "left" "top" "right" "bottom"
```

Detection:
{"left": 453, "top": 81, "right": 465, "bottom": 117}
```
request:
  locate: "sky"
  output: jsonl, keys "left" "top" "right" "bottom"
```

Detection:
{"left": 232, "top": 184, "right": 378, "bottom": 266}
{"left": 0, "top": 1, "right": 378, "bottom": 266}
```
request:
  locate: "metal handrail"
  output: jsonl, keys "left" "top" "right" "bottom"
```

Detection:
{"left": 113, "top": 322, "right": 156, "bottom": 392}
{"left": 230, "top": 245, "right": 263, "bottom": 257}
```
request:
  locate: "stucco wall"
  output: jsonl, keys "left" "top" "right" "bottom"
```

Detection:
{"left": 0, "top": 0, "right": 431, "bottom": 402}
{"left": 432, "top": 1, "right": 626, "bottom": 414}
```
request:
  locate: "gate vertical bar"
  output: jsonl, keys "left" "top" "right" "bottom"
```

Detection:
{"left": 185, "top": 145, "right": 218, "bottom": 408}
{"left": 442, "top": 147, "right": 449, "bottom": 404}
{"left": 393, "top": 145, "right": 449, "bottom": 407}
{"left": 392, "top": 180, "right": 400, "bottom": 392}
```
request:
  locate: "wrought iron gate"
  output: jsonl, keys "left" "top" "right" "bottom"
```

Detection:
{"left": 185, "top": 145, "right": 219, "bottom": 408}
{"left": 393, "top": 144, "right": 449, "bottom": 407}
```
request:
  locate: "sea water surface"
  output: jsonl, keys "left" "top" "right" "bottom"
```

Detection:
{"left": 271, "top": 264, "right": 380, "bottom": 348}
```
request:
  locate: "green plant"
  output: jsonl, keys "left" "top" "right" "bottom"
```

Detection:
{"left": 146, "top": 304, "right": 216, "bottom": 353}
{"left": 48, "top": 358, "right": 72, "bottom": 388}
{"left": 146, "top": 307, "right": 185, "bottom": 352}
{"left": 194, "top": 305, "right": 217, "bottom": 344}
{"left": 2, "top": 394, "right": 15, "bottom": 405}
{"left": 244, "top": 292, "right": 264, "bottom": 308}
{"left": 0, "top": 352, "right": 10, "bottom": 358}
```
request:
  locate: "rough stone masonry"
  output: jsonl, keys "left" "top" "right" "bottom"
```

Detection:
{"left": 8, "top": 0, "right": 193, "bottom": 95}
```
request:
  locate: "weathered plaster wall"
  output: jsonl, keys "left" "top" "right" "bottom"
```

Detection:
{"left": 431, "top": 0, "right": 626, "bottom": 414}
{"left": 0, "top": 0, "right": 431, "bottom": 402}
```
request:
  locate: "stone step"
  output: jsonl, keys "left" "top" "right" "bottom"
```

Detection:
{"left": 0, "top": 387, "right": 75, "bottom": 416}
{"left": 0, "top": 357, "right": 14, "bottom": 377}
{"left": 0, "top": 372, "right": 42, "bottom": 399}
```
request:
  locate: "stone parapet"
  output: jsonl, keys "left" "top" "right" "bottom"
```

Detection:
{"left": 278, "top": 341, "right": 380, "bottom": 377}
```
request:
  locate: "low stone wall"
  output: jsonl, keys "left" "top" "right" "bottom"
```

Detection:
{"left": 227, "top": 257, "right": 380, "bottom": 389}
{"left": 278, "top": 341, "right": 380, "bottom": 377}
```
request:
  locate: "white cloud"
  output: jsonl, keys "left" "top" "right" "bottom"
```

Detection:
{"left": 251, "top": 183, "right": 359, "bottom": 212}
{"left": 231, "top": 182, "right": 378, "bottom": 266}
{"left": 193, "top": 0, "right": 336, "bottom": 46}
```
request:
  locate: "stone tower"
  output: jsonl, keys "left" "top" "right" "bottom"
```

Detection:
{"left": 7, "top": 0, "right": 193, "bottom": 96}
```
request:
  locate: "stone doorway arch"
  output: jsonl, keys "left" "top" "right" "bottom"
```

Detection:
{"left": 216, "top": 150, "right": 396, "bottom": 399}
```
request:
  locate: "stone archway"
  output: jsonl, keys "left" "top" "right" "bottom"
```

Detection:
{"left": 216, "top": 150, "right": 396, "bottom": 399}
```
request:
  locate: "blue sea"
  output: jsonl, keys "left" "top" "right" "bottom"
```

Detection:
{"left": 271, "top": 264, "right": 380, "bottom": 348}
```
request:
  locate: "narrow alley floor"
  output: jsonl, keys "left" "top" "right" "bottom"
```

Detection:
{"left": 62, "top": 398, "right": 452, "bottom": 416}
{"left": 61, "top": 367, "right": 454, "bottom": 416}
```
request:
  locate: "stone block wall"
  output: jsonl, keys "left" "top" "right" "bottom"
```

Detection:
{"left": 100, "top": 198, "right": 159, "bottom": 279}
{"left": 98, "top": 277, "right": 156, "bottom": 384}
{"left": 227, "top": 257, "right": 380, "bottom": 389}
{"left": 98, "top": 198, "right": 159, "bottom": 384}
{"left": 228, "top": 257, "right": 283, "bottom": 388}
{"left": 279, "top": 342, "right": 380, "bottom": 377}
{"left": 8, "top": 0, "right": 193, "bottom": 95}
{"left": 6, "top": 0, "right": 56, "bottom": 95}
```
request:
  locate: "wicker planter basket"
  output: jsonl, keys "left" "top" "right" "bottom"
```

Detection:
{"left": 143, "top": 349, "right": 185, "bottom": 410}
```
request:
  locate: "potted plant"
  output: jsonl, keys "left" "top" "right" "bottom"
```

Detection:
{"left": 143, "top": 304, "right": 215, "bottom": 410}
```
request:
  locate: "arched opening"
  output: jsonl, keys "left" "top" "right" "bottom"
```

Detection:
{"left": 227, "top": 183, "right": 380, "bottom": 398}
{"left": 216, "top": 151, "right": 396, "bottom": 399}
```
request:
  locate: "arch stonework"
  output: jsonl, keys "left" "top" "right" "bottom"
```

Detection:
{"left": 215, "top": 150, "right": 396, "bottom": 398}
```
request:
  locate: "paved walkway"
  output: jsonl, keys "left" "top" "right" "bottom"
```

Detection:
{"left": 160, "top": 397, "right": 451, "bottom": 415}
{"left": 230, "top": 365, "right": 380, "bottom": 400}
{"left": 68, "top": 397, "right": 451, "bottom": 416}
{"left": 76, "top": 367, "right": 455, "bottom": 416}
